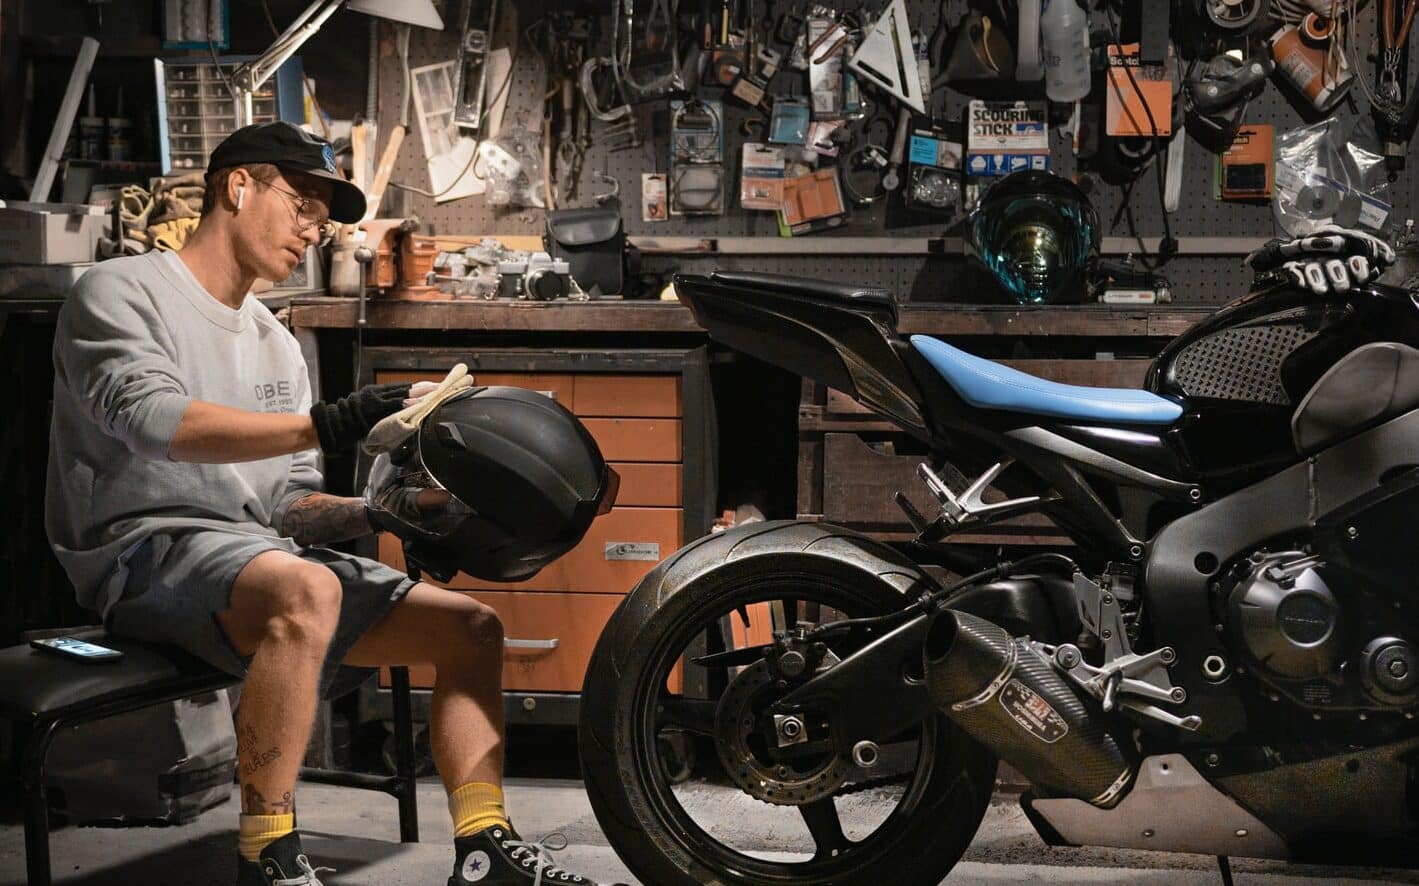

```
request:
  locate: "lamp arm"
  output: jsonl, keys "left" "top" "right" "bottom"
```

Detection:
{"left": 230, "top": 0, "right": 346, "bottom": 97}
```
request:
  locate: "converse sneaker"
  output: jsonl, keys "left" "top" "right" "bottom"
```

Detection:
{"left": 449, "top": 824, "right": 628, "bottom": 886}
{"left": 236, "top": 832, "right": 335, "bottom": 886}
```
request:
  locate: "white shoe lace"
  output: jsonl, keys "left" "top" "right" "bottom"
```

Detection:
{"left": 270, "top": 854, "right": 335, "bottom": 886}
{"left": 502, "top": 832, "right": 583, "bottom": 886}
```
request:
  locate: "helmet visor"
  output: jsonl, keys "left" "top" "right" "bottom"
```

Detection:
{"left": 365, "top": 451, "right": 477, "bottom": 539}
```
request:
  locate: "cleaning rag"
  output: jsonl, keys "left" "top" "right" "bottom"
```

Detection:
{"left": 362, "top": 363, "right": 473, "bottom": 455}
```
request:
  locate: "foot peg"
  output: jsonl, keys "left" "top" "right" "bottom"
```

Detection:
{"left": 917, "top": 460, "right": 1044, "bottom": 528}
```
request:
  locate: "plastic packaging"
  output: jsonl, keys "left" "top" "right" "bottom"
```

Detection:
{"left": 1274, "top": 118, "right": 1390, "bottom": 236}
{"left": 1042, "top": 0, "right": 1091, "bottom": 102}
{"left": 479, "top": 128, "right": 545, "bottom": 208}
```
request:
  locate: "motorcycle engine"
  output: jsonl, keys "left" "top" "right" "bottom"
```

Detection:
{"left": 1221, "top": 550, "right": 1419, "bottom": 712}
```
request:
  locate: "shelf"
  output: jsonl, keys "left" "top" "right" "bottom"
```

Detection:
{"left": 288, "top": 296, "right": 1212, "bottom": 337}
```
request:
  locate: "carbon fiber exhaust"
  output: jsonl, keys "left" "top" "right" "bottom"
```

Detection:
{"left": 925, "top": 609, "right": 1136, "bottom": 808}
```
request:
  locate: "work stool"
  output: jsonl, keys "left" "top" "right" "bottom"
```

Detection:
{"left": 0, "top": 631, "right": 421, "bottom": 886}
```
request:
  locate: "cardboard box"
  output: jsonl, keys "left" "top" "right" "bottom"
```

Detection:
{"left": 0, "top": 201, "right": 104, "bottom": 264}
{"left": 46, "top": 690, "right": 237, "bottom": 825}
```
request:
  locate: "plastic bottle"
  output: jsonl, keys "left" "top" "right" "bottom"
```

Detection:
{"left": 1042, "top": 0, "right": 1091, "bottom": 102}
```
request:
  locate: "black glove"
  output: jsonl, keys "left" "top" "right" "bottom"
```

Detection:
{"left": 1246, "top": 225, "right": 1396, "bottom": 295}
{"left": 310, "top": 382, "right": 411, "bottom": 454}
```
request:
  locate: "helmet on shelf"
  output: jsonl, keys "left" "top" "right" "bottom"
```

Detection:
{"left": 968, "top": 170, "right": 1098, "bottom": 305}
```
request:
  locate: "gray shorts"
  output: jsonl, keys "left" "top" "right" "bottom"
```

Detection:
{"left": 104, "top": 529, "right": 415, "bottom": 699}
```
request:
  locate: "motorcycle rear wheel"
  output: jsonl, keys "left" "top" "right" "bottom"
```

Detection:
{"left": 578, "top": 523, "right": 997, "bottom": 886}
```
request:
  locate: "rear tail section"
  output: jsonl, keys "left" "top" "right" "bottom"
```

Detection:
{"left": 673, "top": 272, "right": 930, "bottom": 436}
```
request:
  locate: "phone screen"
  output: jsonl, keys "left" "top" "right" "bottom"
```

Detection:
{"left": 38, "top": 637, "right": 121, "bottom": 658}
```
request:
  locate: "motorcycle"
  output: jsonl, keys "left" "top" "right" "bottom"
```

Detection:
{"left": 578, "top": 269, "right": 1419, "bottom": 884}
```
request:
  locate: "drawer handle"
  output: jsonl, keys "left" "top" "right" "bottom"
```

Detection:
{"left": 505, "top": 638, "right": 560, "bottom": 650}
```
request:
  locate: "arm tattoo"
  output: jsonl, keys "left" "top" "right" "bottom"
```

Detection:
{"left": 281, "top": 493, "right": 370, "bottom": 546}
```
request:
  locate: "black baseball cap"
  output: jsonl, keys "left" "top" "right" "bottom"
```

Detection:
{"left": 206, "top": 121, "right": 366, "bottom": 223}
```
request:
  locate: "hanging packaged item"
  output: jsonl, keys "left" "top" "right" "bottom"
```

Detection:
{"left": 741, "top": 144, "right": 787, "bottom": 209}
{"left": 965, "top": 100, "right": 1048, "bottom": 177}
{"left": 1218, "top": 124, "right": 1274, "bottom": 200}
{"left": 806, "top": 120, "right": 844, "bottom": 157}
{"left": 1105, "top": 43, "right": 1174, "bottom": 137}
{"left": 1273, "top": 118, "right": 1390, "bottom": 236}
{"left": 777, "top": 167, "right": 848, "bottom": 235}
{"left": 671, "top": 166, "right": 725, "bottom": 214}
{"left": 642, "top": 173, "right": 668, "bottom": 221}
{"left": 769, "top": 98, "right": 811, "bottom": 144}
{"left": 904, "top": 116, "right": 963, "bottom": 216}
{"left": 670, "top": 98, "right": 725, "bottom": 216}
{"left": 806, "top": 14, "right": 848, "bottom": 117}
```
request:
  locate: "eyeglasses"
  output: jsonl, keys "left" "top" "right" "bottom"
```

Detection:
{"left": 254, "top": 179, "right": 336, "bottom": 247}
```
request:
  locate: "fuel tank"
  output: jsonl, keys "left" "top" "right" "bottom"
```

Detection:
{"left": 1146, "top": 283, "right": 1419, "bottom": 489}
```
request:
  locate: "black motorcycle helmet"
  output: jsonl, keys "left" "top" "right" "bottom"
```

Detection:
{"left": 364, "top": 385, "right": 619, "bottom": 583}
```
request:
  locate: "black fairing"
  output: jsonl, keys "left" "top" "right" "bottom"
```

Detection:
{"left": 1148, "top": 282, "right": 1419, "bottom": 491}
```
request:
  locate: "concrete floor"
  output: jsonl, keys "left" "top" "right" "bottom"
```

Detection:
{"left": 3, "top": 776, "right": 1418, "bottom": 885}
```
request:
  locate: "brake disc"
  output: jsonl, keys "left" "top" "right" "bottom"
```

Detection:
{"left": 713, "top": 658, "right": 852, "bottom": 806}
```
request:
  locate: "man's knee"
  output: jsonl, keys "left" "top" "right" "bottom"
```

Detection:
{"left": 448, "top": 599, "right": 504, "bottom": 662}
{"left": 265, "top": 563, "right": 343, "bottom": 645}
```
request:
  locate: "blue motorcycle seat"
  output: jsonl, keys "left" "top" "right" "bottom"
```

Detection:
{"left": 910, "top": 335, "right": 1184, "bottom": 426}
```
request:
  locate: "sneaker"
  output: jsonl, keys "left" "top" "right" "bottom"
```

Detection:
{"left": 236, "top": 832, "right": 336, "bottom": 886}
{"left": 449, "top": 824, "right": 628, "bottom": 886}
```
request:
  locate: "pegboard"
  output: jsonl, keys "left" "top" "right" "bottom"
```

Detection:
{"left": 373, "top": 0, "right": 1419, "bottom": 307}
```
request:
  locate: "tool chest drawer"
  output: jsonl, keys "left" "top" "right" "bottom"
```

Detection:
{"left": 573, "top": 374, "right": 680, "bottom": 417}
{"left": 381, "top": 591, "right": 623, "bottom": 692}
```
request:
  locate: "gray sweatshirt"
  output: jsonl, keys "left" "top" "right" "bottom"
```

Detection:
{"left": 46, "top": 250, "right": 322, "bottom": 614}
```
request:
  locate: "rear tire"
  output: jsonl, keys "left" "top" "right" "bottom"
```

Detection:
{"left": 578, "top": 521, "right": 996, "bottom": 886}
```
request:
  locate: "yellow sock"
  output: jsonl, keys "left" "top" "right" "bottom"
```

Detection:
{"left": 449, "top": 782, "right": 510, "bottom": 838}
{"left": 239, "top": 812, "right": 295, "bottom": 861}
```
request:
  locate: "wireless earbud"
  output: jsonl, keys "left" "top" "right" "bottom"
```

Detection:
{"left": 236, "top": 186, "right": 245, "bottom": 210}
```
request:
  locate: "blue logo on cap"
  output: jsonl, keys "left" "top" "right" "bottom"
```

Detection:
{"left": 321, "top": 143, "right": 336, "bottom": 173}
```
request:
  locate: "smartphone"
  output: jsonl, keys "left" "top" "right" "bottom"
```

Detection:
{"left": 30, "top": 635, "right": 125, "bottom": 663}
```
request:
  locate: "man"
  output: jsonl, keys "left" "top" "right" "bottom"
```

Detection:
{"left": 46, "top": 122, "right": 622, "bottom": 886}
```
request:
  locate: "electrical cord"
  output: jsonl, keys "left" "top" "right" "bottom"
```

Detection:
{"left": 1108, "top": 10, "right": 1178, "bottom": 266}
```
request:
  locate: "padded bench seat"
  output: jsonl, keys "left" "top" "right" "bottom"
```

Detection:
{"left": 1, "top": 630, "right": 420, "bottom": 886}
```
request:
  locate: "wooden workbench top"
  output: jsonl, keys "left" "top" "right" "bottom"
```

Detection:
{"left": 287, "top": 296, "right": 1213, "bottom": 337}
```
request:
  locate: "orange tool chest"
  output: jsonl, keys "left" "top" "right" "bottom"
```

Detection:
{"left": 358, "top": 348, "right": 715, "bottom": 719}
